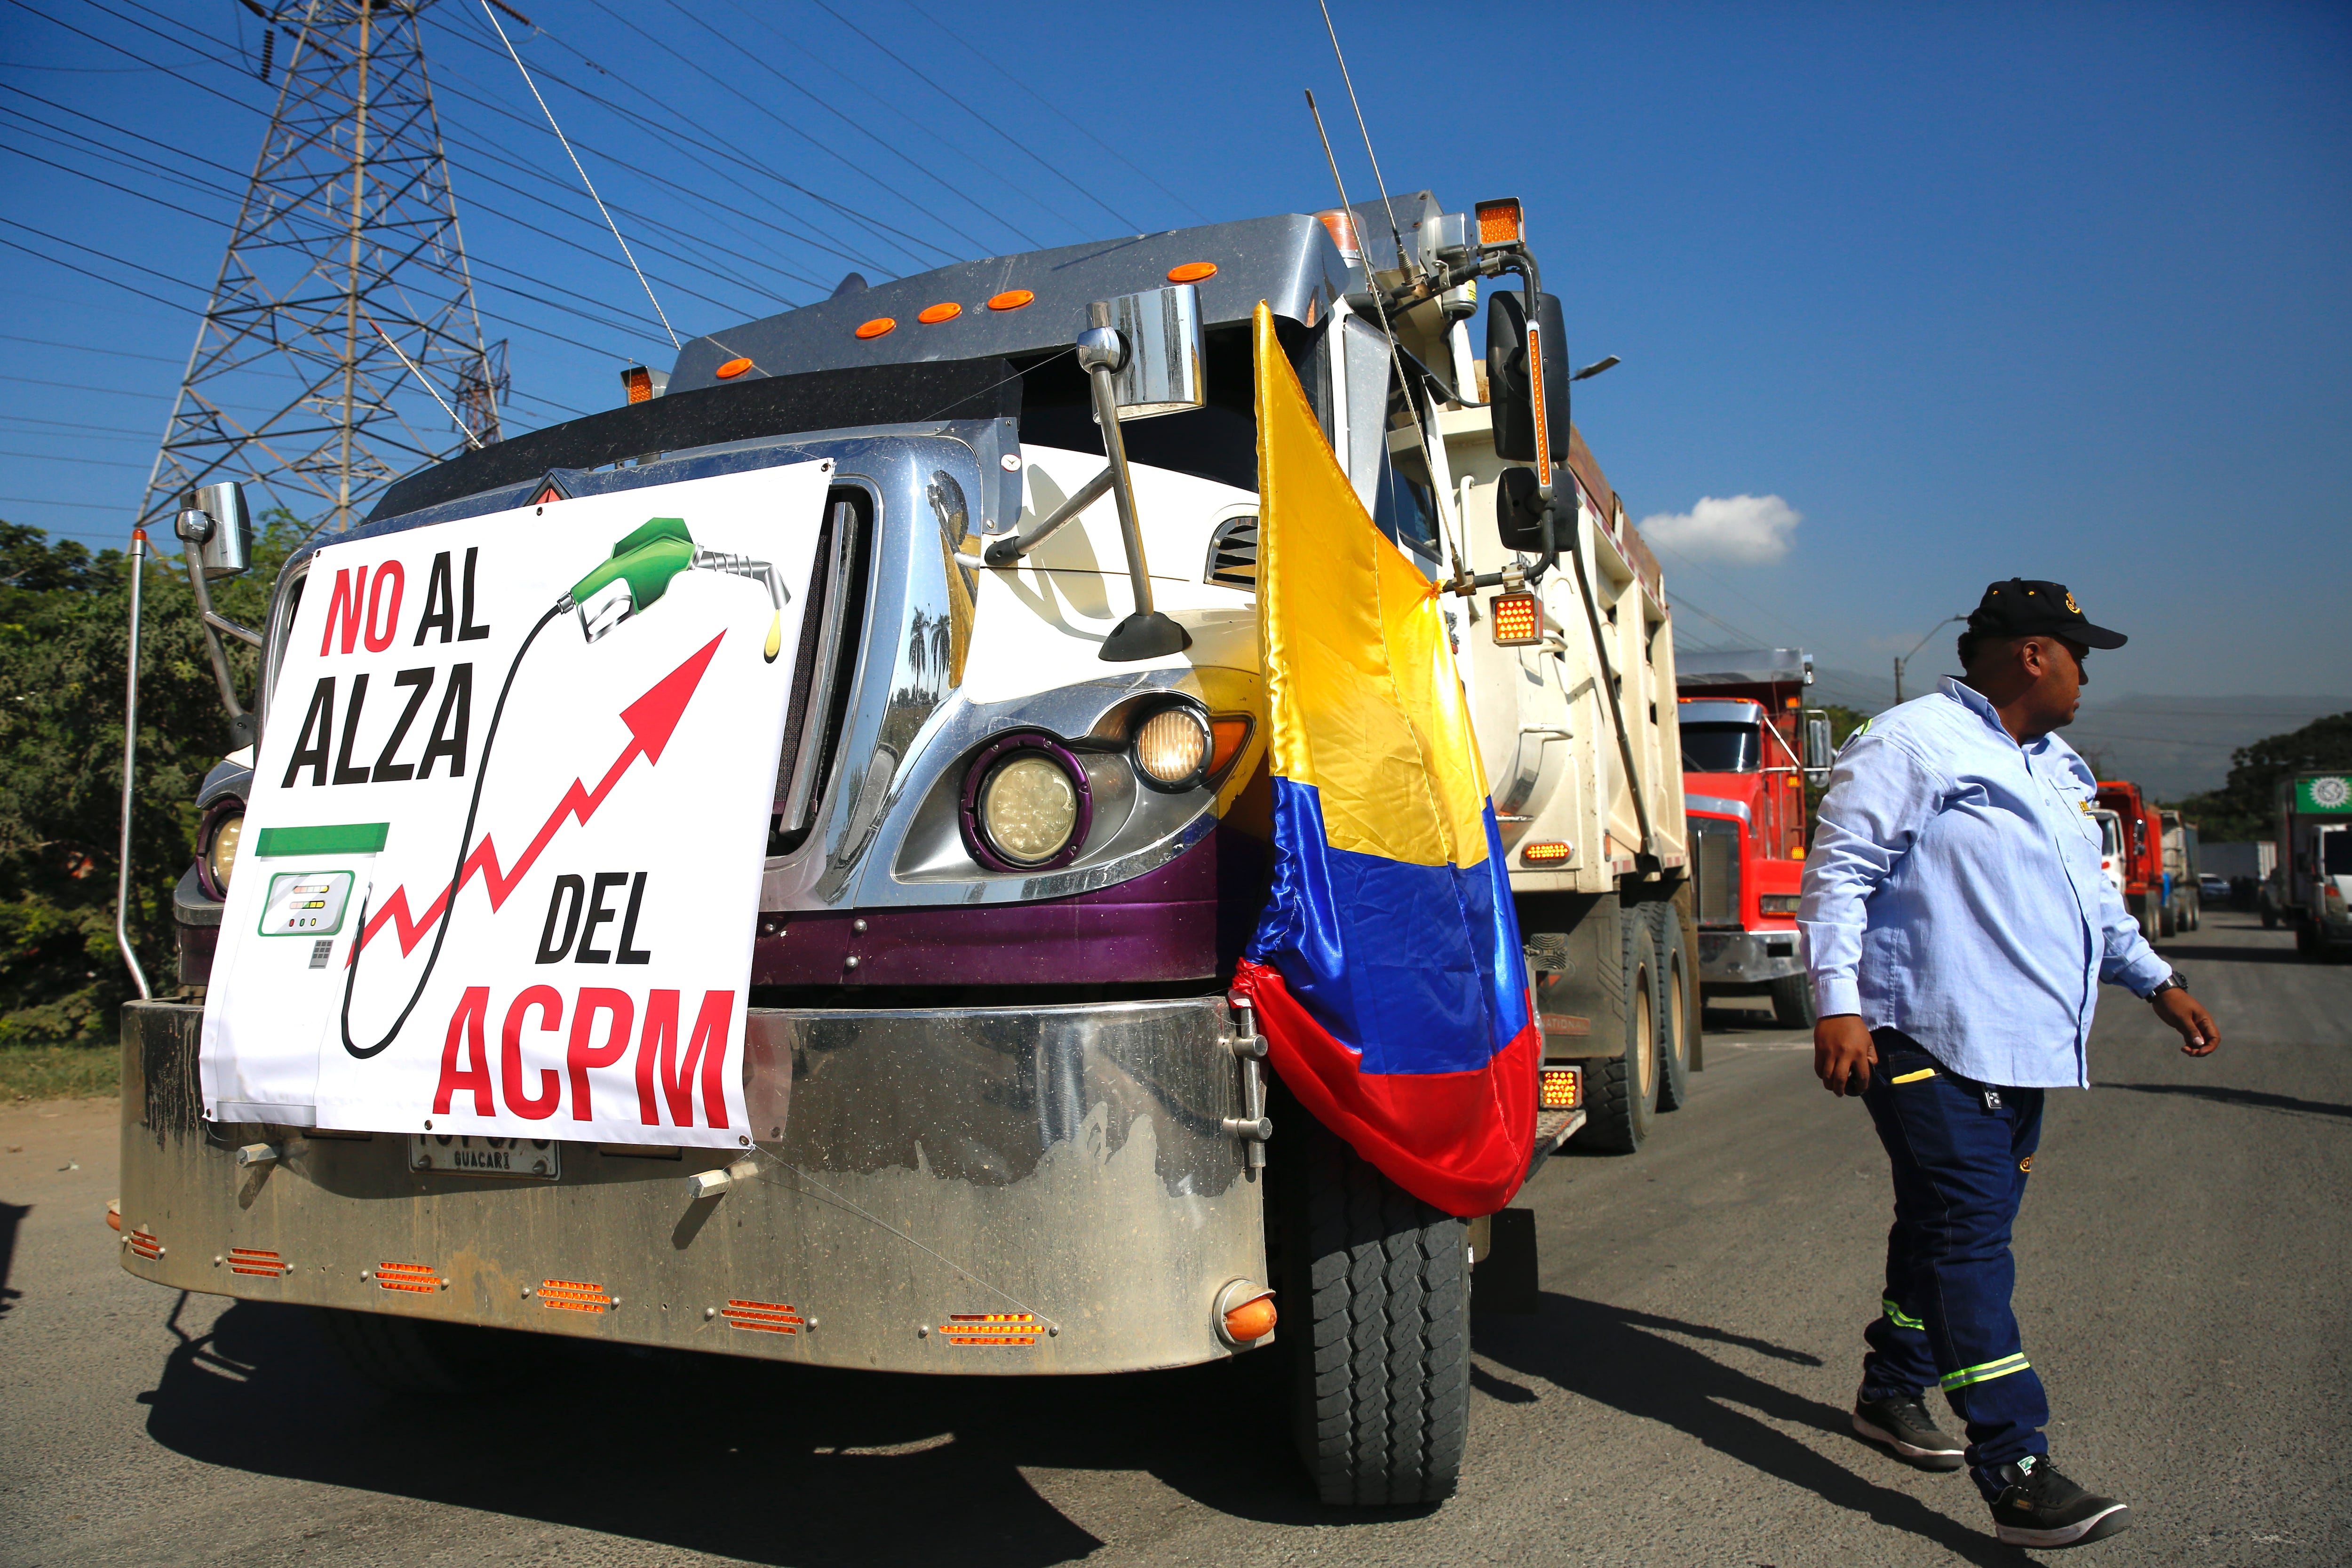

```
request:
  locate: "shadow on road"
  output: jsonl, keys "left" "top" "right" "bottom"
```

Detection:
{"left": 2102, "top": 1081, "right": 2352, "bottom": 1122}
{"left": 136, "top": 1293, "right": 1408, "bottom": 1565}
{"left": 1473, "top": 1294, "right": 2019, "bottom": 1567}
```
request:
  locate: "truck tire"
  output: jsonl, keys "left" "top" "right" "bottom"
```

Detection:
{"left": 1580, "top": 919, "right": 1659, "bottom": 1152}
{"left": 1278, "top": 1108, "right": 1470, "bottom": 1505}
{"left": 2159, "top": 902, "right": 2175, "bottom": 939}
{"left": 1770, "top": 973, "right": 1818, "bottom": 1031}
{"left": 2262, "top": 904, "right": 2279, "bottom": 930}
{"left": 1654, "top": 904, "right": 1693, "bottom": 1113}
{"left": 312, "top": 1307, "right": 536, "bottom": 1396}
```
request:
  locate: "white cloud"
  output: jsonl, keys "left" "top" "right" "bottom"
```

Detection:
{"left": 1638, "top": 493, "right": 1801, "bottom": 565}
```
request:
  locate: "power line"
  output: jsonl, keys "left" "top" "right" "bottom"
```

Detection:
{"left": 0, "top": 450, "right": 147, "bottom": 469}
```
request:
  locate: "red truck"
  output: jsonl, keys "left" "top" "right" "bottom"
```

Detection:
{"left": 2097, "top": 779, "right": 2169, "bottom": 942}
{"left": 1677, "top": 649, "right": 1830, "bottom": 1027}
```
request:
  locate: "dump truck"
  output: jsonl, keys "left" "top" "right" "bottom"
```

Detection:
{"left": 2261, "top": 771, "right": 2352, "bottom": 958}
{"left": 2160, "top": 808, "right": 2201, "bottom": 935}
{"left": 117, "top": 192, "right": 1692, "bottom": 1506}
{"left": 2096, "top": 779, "right": 2167, "bottom": 943}
{"left": 1673, "top": 648, "right": 1830, "bottom": 1028}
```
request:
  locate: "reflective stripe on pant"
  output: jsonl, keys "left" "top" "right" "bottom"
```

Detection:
{"left": 1858, "top": 1028, "right": 2049, "bottom": 1470}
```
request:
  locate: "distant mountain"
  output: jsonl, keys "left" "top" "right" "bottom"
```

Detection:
{"left": 1806, "top": 669, "right": 2351, "bottom": 799}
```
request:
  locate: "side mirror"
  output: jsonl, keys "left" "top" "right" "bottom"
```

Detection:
{"left": 174, "top": 480, "right": 254, "bottom": 579}
{"left": 1495, "top": 467, "right": 1547, "bottom": 551}
{"left": 1485, "top": 288, "right": 1570, "bottom": 466}
{"left": 1103, "top": 283, "right": 1205, "bottom": 421}
{"left": 1803, "top": 709, "right": 1833, "bottom": 783}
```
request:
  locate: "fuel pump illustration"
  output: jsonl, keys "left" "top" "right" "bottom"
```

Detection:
{"left": 340, "top": 516, "right": 790, "bottom": 1059}
{"left": 569, "top": 517, "right": 790, "bottom": 662}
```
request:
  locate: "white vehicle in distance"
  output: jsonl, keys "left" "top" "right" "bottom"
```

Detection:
{"left": 2089, "top": 808, "right": 2126, "bottom": 901}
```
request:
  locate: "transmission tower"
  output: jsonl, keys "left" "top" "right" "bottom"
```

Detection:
{"left": 137, "top": 0, "right": 504, "bottom": 538}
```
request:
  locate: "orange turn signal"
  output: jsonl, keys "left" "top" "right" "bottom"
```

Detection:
{"left": 855, "top": 317, "right": 897, "bottom": 340}
{"left": 1521, "top": 841, "right": 1572, "bottom": 865}
{"left": 1167, "top": 261, "right": 1217, "bottom": 283}
{"left": 1207, "top": 715, "right": 1253, "bottom": 781}
{"left": 1490, "top": 589, "right": 1541, "bottom": 646}
{"left": 1476, "top": 197, "right": 1524, "bottom": 246}
{"left": 714, "top": 357, "right": 753, "bottom": 380}
{"left": 1540, "top": 1066, "right": 1582, "bottom": 1110}
{"left": 917, "top": 301, "right": 962, "bottom": 325}
{"left": 988, "top": 289, "right": 1034, "bottom": 311}
{"left": 1223, "top": 1293, "right": 1277, "bottom": 1343}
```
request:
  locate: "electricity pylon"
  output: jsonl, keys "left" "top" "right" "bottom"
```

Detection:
{"left": 137, "top": 0, "right": 502, "bottom": 538}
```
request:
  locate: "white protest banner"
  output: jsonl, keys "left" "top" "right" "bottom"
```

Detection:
{"left": 201, "top": 460, "right": 833, "bottom": 1146}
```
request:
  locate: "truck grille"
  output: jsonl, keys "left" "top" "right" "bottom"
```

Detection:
{"left": 1691, "top": 818, "right": 1740, "bottom": 926}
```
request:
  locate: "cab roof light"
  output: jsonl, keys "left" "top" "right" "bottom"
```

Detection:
{"left": 1521, "top": 841, "right": 1572, "bottom": 865}
{"left": 1490, "top": 590, "right": 1541, "bottom": 647}
{"left": 1313, "top": 208, "right": 1363, "bottom": 265}
{"left": 714, "top": 357, "right": 754, "bottom": 380}
{"left": 987, "top": 289, "right": 1034, "bottom": 311}
{"left": 1167, "top": 261, "right": 1217, "bottom": 283}
{"left": 1475, "top": 197, "right": 1524, "bottom": 247}
{"left": 855, "top": 317, "right": 897, "bottom": 340}
{"left": 619, "top": 364, "right": 667, "bottom": 403}
{"left": 917, "top": 302, "right": 962, "bottom": 325}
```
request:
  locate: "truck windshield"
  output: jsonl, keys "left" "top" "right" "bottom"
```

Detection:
{"left": 1681, "top": 723, "right": 1761, "bottom": 772}
{"left": 2096, "top": 816, "right": 2121, "bottom": 855}
{"left": 2325, "top": 830, "right": 2352, "bottom": 876}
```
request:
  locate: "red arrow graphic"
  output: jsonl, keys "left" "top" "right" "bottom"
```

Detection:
{"left": 354, "top": 632, "right": 725, "bottom": 959}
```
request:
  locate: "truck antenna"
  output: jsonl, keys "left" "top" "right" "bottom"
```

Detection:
{"left": 1304, "top": 88, "right": 1471, "bottom": 588}
{"left": 477, "top": 0, "right": 679, "bottom": 352}
{"left": 1314, "top": 0, "right": 1414, "bottom": 277}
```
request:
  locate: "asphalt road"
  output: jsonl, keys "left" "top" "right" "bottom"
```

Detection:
{"left": 4, "top": 911, "right": 2346, "bottom": 1567}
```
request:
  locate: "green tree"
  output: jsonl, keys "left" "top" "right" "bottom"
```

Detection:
{"left": 0, "top": 514, "right": 297, "bottom": 1044}
{"left": 2174, "top": 712, "right": 2352, "bottom": 843}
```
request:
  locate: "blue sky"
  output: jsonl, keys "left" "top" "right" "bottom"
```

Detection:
{"left": 3, "top": 0, "right": 2346, "bottom": 698}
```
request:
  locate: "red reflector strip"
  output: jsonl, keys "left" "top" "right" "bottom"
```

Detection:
{"left": 376, "top": 1261, "right": 439, "bottom": 1294}
{"left": 942, "top": 1312, "right": 1038, "bottom": 1346}
{"left": 540, "top": 1277, "right": 612, "bottom": 1313}
{"left": 128, "top": 1227, "right": 162, "bottom": 1261}
{"left": 229, "top": 1247, "right": 289, "bottom": 1278}
{"left": 1540, "top": 1067, "right": 1583, "bottom": 1110}
{"left": 721, "top": 1298, "right": 803, "bottom": 1334}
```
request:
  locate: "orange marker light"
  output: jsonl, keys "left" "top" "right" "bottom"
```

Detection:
{"left": 988, "top": 289, "right": 1034, "bottom": 311}
{"left": 855, "top": 317, "right": 897, "bottom": 340}
{"left": 917, "top": 302, "right": 961, "bottom": 325}
{"left": 1167, "top": 261, "right": 1217, "bottom": 283}
{"left": 715, "top": 357, "right": 753, "bottom": 380}
{"left": 1490, "top": 590, "right": 1542, "bottom": 646}
{"left": 621, "top": 364, "right": 656, "bottom": 402}
{"left": 1540, "top": 1067, "right": 1582, "bottom": 1110}
{"left": 1207, "top": 715, "right": 1254, "bottom": 780}
{"left": 1222, "top": 1293, "right": 1278, "bottom": 1343}
{"left": 1521, "top": 841, "right": 1572, "bottom": 865}
{"left": 1476, "top": 197, "right": 1525, "bottom": 246}
{"left": 1314, "top": 208, "right": 1363, "bottom": 263}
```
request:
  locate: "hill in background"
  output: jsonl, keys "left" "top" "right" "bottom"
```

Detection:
{"left": 1809, "top": 667, "right": 2350, "bottom": 800}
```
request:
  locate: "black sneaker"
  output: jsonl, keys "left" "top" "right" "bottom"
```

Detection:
{"left": 1983, "top": 1456, "right": 2130, "bottom": 1548}
{"left": 1852, "top": 1385, "right": 1966, "bottom": 1470}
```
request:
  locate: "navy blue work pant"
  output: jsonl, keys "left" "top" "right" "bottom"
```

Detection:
{"left": 1858, "top": 1028, "right": 2049, "bottom": 1469}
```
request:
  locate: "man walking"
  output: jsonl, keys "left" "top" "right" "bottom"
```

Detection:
{"left": 1800, "top": 579, "right": 2220, "bottom": 1549}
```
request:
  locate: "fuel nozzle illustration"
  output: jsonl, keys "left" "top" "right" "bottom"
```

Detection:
{"left": 565, "top": 517, "right": 789, "bottom": 661}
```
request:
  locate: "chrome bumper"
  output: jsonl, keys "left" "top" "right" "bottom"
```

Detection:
{"left": 118, "top": 995, "right": 1266, "bottom": 1376}
{"left": 1695, "top": 929, "right": 1803, "bottom": 985}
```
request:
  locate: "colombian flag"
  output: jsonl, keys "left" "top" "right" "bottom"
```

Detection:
{"left": 1231, "top": 303, "right": 1538, "bottom": 1218}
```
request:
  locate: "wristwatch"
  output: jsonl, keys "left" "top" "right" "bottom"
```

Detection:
{"left": 2148, "top": 972, "right": 2188, "bottom": 999}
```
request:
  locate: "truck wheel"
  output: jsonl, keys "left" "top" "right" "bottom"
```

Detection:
{"left": 1770, "top": 973, "right": 1818, "bottom": 1031}
{"left": 312, "top": 1307, "right": 535, "bottom": 1396}
{"left": 2262, "top": 905, "right": 2279, "bottom": 930}
{"left": 2159, "top": 903, "right": 2175, "bottom": 938}
{"left": 1654, "top": 906, "right": 1693, "bottom": 1113}
{"left": 1581, "top": 919, "right": 1659, "bottom": 1152}
{"left": 1278, "top": 1109, "right": 1470, "bottom": 1504}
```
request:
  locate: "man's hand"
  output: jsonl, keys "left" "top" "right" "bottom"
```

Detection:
{"left": 2153, "top": 987, "right": 2219, "bottom": 1056}
{"left": 1815, "top": 1013, "right": 1877, "bottom": 1096}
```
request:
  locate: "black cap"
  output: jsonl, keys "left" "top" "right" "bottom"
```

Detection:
{"left": 1967, "top": 578, "right": 2127, "bottom": 650}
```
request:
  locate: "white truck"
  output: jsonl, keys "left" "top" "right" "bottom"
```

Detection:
{"left": 122, "top": 192, "right": 1692, "bottom": 1504}
{"left": 2262, "top": 772, "right": 2352, "bottom": 958}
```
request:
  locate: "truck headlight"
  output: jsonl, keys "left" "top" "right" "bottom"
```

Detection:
{"left": 1132, "top": 705, "right": 1210, "bottom": 792}
{"left": 961, "top": 734, "right": 1091, "bottom": 870}
{"left": 202, "top": 804, "right": 245, "bottom": 895}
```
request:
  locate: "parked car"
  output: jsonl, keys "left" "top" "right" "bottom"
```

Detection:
{"left": 2199, "top": 873, "right": 2231, "bottom": 903}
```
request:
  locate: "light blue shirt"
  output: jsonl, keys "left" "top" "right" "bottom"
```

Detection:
{"left": 1798, "top": 677, "right": 2171, "bottom": 1089}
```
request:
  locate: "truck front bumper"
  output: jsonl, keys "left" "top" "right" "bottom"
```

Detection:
{"left": 1695, "top": 929, "right": 1803, "bottom": 987}
{"left": 118, "top": 995, "right": 1266, "bottom": 1376}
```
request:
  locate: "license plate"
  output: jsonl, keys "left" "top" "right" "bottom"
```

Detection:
{"left": 409, "top": 1135, "right": 560, "bottom": 1179}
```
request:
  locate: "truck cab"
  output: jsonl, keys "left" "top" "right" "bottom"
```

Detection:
{"left": 2088, "top": 806, "right": 2126, "bottom": 903}
{"left": 2269, "top": 772, "right": 2352, "bottom": 958}
{"left": 1675, "top": 649, "right": 1820, "bottom": 1027}
{"left": 120, "top": 193, "right": 1696, "bottom": 1508}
